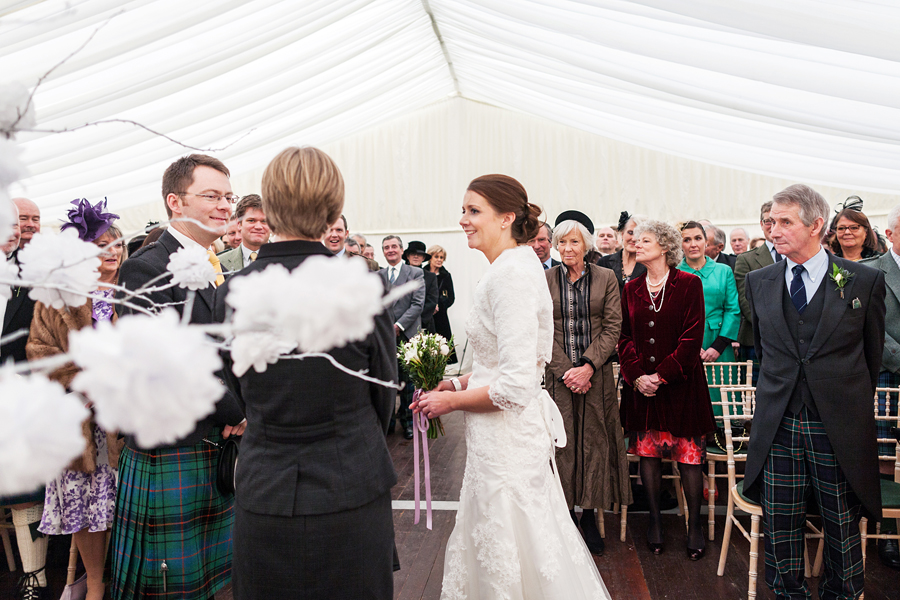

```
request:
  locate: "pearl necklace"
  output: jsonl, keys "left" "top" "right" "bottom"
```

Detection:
{"left": 646, "top": 271, "right": 669, "bottom": 313}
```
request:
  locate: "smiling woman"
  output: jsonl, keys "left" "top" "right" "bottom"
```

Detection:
{"left": 829, "top": 207, "right": 880, "bottom": 261}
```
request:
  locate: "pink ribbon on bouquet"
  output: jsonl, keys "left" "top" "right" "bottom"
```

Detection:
{"left": 411, "top": 388, "right": 433, "bottom": 530}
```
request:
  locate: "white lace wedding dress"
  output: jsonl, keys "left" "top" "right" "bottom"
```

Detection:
{"left": 441, "top": 245, "right": 611, "bottom": 600}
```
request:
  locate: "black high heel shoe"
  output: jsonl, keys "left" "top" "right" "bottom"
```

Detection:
{"left": 686, "top": 546, "right": 706, "bottom": 561}
{"left": 647, "top": 541, "right": 664, "bottom": 555}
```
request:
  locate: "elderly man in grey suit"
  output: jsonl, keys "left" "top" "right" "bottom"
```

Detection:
{"left": 734, "top": 201, "right": 781, "bottom": 380}
{"left": 380, "top": 235, "right": 425, "bottom": 439}
{"left": 863, "top": 203, "right": 900, "bottom": 570}
{"left": 745, "top": 184, "right": 885, "bottom": 600}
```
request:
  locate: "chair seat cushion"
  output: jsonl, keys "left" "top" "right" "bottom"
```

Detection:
{"left": 883, "top": 479, "right": 900, "bottom": 509}
{"left": 736, "top": 480, "right": 759, "bottom": 507}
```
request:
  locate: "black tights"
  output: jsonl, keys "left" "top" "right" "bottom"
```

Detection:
{"left": 639, "top": 457, "right": 705, "bottom": 550}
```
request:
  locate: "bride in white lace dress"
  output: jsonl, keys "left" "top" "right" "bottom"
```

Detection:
{"left": 413, "top": 175, "right": 611, "bottom": 600}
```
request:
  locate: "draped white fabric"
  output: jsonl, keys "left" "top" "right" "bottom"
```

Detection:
{"left": 2, "top": 0, "right": 898, "bottom": 224}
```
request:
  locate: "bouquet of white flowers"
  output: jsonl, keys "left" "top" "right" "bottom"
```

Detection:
{"left": 398, "top": 332, "right": 453, "bottom": 438}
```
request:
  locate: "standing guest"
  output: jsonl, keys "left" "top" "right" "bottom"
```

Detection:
{"left": 618, "top": 220, "right": 715, "bottom": 559}
{"left": 425, "top": 244, "right": 456, "bottom": 363}
{"left": 861, "top": 203, "right": 900, "bottom": 570}
{"left": 730, "top": 227, "right": 749, "bottom": 255}
{"left": 678, "top": 221, "right": 741, "bottom": 414}
{"left": 597, "top": 211, "right": 647, "bottom": 292}
{"left": 1, "top": 200, "right": 50, "bottom": 600}
{"left": 702, "top": 223, "right": 736, "bottom": 270}
{"left": 379, "top": 235, "right": 425, "bottom": 439}
{"left": 546, "top": 211, "right": 629, "bottom": 556}
{"left": 363, "top": 243, "right": 377, "bottom": 263}
{"left": 323, "top": 214, "right": 349, "bottom": 257}
{"left": 528, "top": 222, "right": 559, "bottom": 269}
{"left": 112, "top": 154, "right": 245, "bottom": 600}
{"left": 413, "top": 174, "right": 612, "bottom": 599}
{"left": 222, "top": 216, "right": 242, "bottom": 250}
{"left": 345, "top": 237, "right": 361, "bottom": 255}
{"left": 595, "top": 225, "right": 618, "bottom": 256}
{"left": 350, "top": 233, "right": 367, "bottom": 249}
{"left": 214, "top": 147, "right": 398, "bottom": 600}
{"left": 745, "top": 184, "right": 885, "bottom": 599}
{"left": 830, "top": 205, "right": 881, "bottom": 261}
{"left": 218, "top": 194, "right": 270, "bottom": 274}
{"left": 13, "top": 197, "right": 40, "bottom": 248}
{"left": 403, "top": 241, "right": 438, "bottom": 333}
{"left": 27, "top": 199, "right": 125, "bottom": 600}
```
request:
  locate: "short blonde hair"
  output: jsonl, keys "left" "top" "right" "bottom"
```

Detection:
{"left": 261, "top": 147, "right": 344, "bottom": 238}
{"left": 634, "top": 220, "right": 683, "bottom": 268}
{"left": 552, "top": 220, "right": 594, "bottom": 257}
{"left": 427, "top": 244, "right": 446, "bottom": 260}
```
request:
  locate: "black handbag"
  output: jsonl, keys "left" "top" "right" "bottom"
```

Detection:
{"left": 204, "top": 436, "right": 240, "bottom": 495}
{"left": 712, "top": 419, "right": 751, "bottom": 454}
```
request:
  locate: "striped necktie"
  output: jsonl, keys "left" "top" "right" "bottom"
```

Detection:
{"left": 389, "top": 266, "right": 397, "bottom": 284}
{"left": 207, "top": 249, "right": 225, "bottom": 287}
{"left": 790, "top": 264, "right": 806, "bottom": 314}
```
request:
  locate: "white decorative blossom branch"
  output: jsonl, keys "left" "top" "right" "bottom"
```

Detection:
{"left": 284, "top": 353, "right": 402, "bottom": 390}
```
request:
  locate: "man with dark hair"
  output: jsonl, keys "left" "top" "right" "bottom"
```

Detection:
{"left": 745, "top": 184, "right": 885, "bottom": 599}
{"left": 528, "top": 222, "right": 559, "bottom": 269}
{"left": 111, "top": 155, "right": 245, "bottom": 600}
{"left": 218, "top": 194, "right": 269, "bottom": 274}
{"left": 323, "top": 215, "right": 349, "bottom": 257}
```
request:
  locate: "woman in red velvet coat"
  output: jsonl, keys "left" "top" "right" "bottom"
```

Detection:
{"left": 618, "top": 220, "right": 716, "bottom": 560}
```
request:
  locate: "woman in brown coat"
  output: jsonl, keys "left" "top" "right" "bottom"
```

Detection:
{"left": 545, "top": 211, "right": 631, "bottom": 556}
{"left": 26, "top": 201, "right": 124, "bottom": 600}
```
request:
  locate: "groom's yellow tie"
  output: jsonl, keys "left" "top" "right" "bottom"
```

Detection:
{"left": 207, "top": 249, "right": 225, "bottom": 287}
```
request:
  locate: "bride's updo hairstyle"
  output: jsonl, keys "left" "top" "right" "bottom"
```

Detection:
{"left": 467, "top": 174, "right": 542, "bottom": 244}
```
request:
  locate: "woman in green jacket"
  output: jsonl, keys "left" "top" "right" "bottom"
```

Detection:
{"left": 677, "top": 221, "right": 741, "bottom": 415}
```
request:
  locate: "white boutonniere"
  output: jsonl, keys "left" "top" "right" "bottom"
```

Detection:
{"left": 829, "top": 264, "right": 855, "bottom": 299}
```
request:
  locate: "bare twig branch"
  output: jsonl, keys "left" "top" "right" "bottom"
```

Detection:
{"left": 284, "top": 352, "right": 403, "bottom": 390}
{"left": 27, "top": 121, "right": 256, "bottom": 153}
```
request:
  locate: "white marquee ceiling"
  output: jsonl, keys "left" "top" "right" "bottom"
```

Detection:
{"left": 2, "top": 0, "right": 898, "bottom": 218}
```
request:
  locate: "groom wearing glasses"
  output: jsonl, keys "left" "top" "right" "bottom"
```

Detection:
{"left": 112, "top": 154, "right": 246, "bottom": 600}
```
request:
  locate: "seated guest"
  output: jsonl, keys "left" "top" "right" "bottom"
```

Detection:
{"left": 27, "top": 199, "right": 125, "bottom": 600}
{"left": 221, "top": 216, "right": 242, "bottom": 250}
{"left": 403, "top": 241, "right": 438, "bottom": 333}
{"left": 701, "top": 222, "right": 736, "bottom": 270}
{"left": 729, "top": 227, "right": 749, "bottom": 255}
{"left": 830, "top": 200, "right": 881, "bottom": 261}
{"left": 618, "top": 220, "right": 715, "bottom": 560}
{"left": 219, "top": 194, "right": 270, "bottom": 273}
{"left": 425, "top": 245, "right": 456, "bottom": 362}
{"left": 546, "top": 211, "right": 630, "bottom": 556}
{"left": 323, "top": 214, "right": 349, "bottom": 256}
{"left": 215, "top": 147, "right": 398, "bottom": 600}
{"left": 380, "top": 235, "right": 425, "bottom": 439}
{"left": 528, "top": 222, "right": 559, "bottom": 269}
{"left": 598, "top": 211, "right": 647, "bottom": 292}
{"left": 595, "top": 225, "right": 617, "bottom": 256}
{"left": 678, "top": 221, "right": 741, "bottom": 414}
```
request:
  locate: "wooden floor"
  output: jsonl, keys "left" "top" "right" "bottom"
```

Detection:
{"left": 2, "top": 410, "right": 897, "bottom": 599}
{"left": 388, "top": 412, "right": 900, "bottom": 600}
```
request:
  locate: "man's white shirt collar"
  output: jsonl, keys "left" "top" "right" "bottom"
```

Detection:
{"left": 240, "top": 244, "right": 258, "bottom": 264}
{"left": 784, "top": 247, "right": 829, "bottom": 302}
{"left": 891, "top": 247, "right": 900, "bottom": 272}
{"left": 543, "top": 257, "right": 553, "bottom": 268}
{"left": 167, "top": 226, "right": 207, "bottom": 251}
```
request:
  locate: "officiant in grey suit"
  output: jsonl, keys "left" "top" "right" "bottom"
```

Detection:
{"left": 380, "top": 235, "right": 425, "bottom": 439}
{"left": 745, "top": 184, "right": 885, "bottom": 600}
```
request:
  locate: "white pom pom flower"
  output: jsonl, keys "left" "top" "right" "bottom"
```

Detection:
{"left": 226, "top": 257, "right": 385, "bottom": 374}
{"left": 18, "top": 229, "right": 100, "bottom": 309}
{"left": 0, "top": 370, "right": 89, "bottom": 495}
{"left": 0, "top": 257, "right": 18, "bottom": 300}
{"left": 0, "top": 82, "right": 35, "bottom": 133}
{"left": 230, "top": 331, "right": 298, "bottom": 377}
{"left": 167, "top": 245, "right": 216, "bottom": 291}
{"left": 69, "top": 310, "right": 224, "bottom": 448}
{"left": 0, "top": 138, "right": 26, "bottom": 190}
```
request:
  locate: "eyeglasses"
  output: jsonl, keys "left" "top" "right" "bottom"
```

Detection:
{"left": 835, "top": 224, "right": 865, "bottom": 233}
{"left": 178, "top": 192, "right": 239, "bottom": 205}
{"left": 762, "top": 219, "right": 775, "bottom": 226}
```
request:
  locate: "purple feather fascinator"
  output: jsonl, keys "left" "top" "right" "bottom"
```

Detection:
{"left": 60, "top": 198, "right": 120, "bottom": 242}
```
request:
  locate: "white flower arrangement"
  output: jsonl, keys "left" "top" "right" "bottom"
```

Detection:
{"left": 0, "top": 370, "right": 89, "bottom": 495}
{"left": 18, "top": 229, "right": 101, "bottom": 309}
{"left": 397, "top": 332, "right": 454, "bottom": 438}
{"left": 226, "top": 257, "right": 385, "bottom": 374}
{"left": 69, "top": 310, "right": 225, "bottom": 448}
{"left": 167, "top": 245, "right": 218, "bottom": 291}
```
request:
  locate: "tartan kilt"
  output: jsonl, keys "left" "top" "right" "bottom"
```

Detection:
{"left": 111, "top": 432, "right": 233, "bottom": 600}
{"left": 877, "top": 370, "right": 900, "bottom": 457}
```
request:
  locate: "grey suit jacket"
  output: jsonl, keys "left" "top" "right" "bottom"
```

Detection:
{"left": 863, "top": 251, "right": 900, "bottom": 374}
{"left": 745, "top": 255, "right": 885, "bottom": 517}
{"left": 379, "top": 263, "right": 425, "bottom": 336}
{"left": 734, "top": 243, "right": 775, "bottom": 346}
{"left": 218, "top": 246, "right": 244, "bottom": 275}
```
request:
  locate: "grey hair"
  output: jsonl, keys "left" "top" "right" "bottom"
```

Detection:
{"left": 730, "top": 227, "right": 747, "bottom": 237}
{"left": 709, "top": 225, "right": 726, "bottom": 246}
{"left": 541, "top": 222, "right": 553, "bottom": 238}
{"left": 382, "top": 234, "right": 402, "bottom": 247}
{"left": 887, "top": 204, "right": 900, "bottom": 233}
{"left": 626, "top": 214, "right": 648, "bottom": 231}
{"left": 772, "top": 184, "right": 829, "bottom": 240}
{"left": 551, "top": 220, "right": 595, "bottom": 257}
{"left": 345, "top": 238, "right": 360, "bottom": 250}
{"left": 759, "top": 201, "right": 773, "bottom": 221}
{"left": 634, "top": 220, "right": 683, "bottom": 268}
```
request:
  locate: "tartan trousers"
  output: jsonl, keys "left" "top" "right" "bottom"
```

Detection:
{"left": 762, "top": 407, "right": 864, "bottom": 600}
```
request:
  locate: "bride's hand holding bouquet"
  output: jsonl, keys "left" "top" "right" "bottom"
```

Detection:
{"left": 398, "top": 332, "right": 455, "bottom": 438}
{"left": 412, "top": 380, "right": 457, "bottom": 420}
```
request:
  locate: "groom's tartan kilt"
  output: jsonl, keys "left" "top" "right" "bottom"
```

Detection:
{"left": 111, "top": 431, "right": 233, "bottom": 600}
